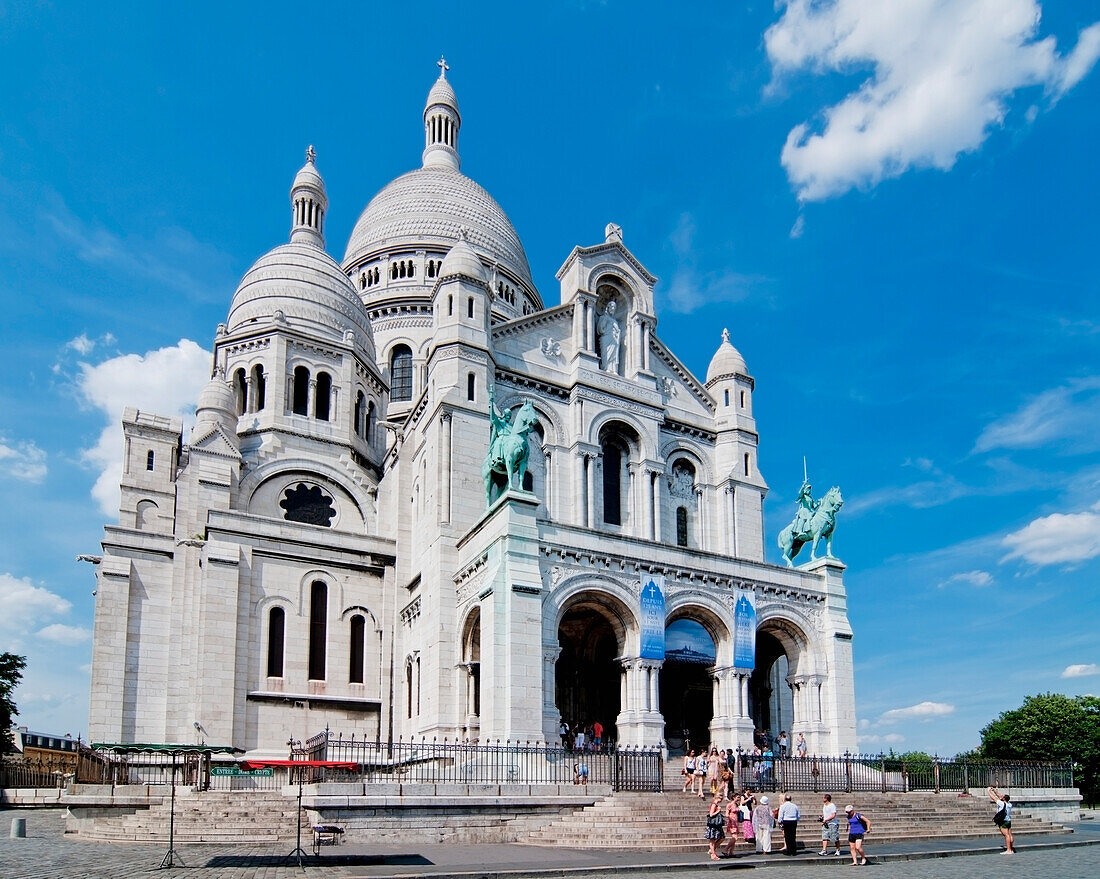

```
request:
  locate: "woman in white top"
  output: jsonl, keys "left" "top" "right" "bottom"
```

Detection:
{"left": 682, "top": 749, "right": 697, "bottom": 794}
{"left": 988, "top": 787, "right": 1015, "bottom": 854}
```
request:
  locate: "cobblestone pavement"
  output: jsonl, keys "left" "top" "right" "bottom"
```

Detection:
{"left": 3, "top": 809, "right": 1099, "bottom": 879}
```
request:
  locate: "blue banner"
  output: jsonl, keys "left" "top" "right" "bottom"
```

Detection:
{"left": 733, "top": 592, "right": 756, "bottom": 669}
{"left": 639, "top": 576, "right": 666, "bottom": 660}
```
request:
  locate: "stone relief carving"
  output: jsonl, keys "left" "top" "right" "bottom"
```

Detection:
{"left": 540, "top": 338, "right": 562, "bottom": 357}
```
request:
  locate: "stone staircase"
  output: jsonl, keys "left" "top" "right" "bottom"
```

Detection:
{"left": 520, "top": 765, "right": 1072, "bottom": 851}
{"left": 66, "top": 790, "right": 303, "bottom": 844}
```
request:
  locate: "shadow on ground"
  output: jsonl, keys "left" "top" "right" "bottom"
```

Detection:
{"left": 205, "top": 853, "right": 434, "bottom": 867}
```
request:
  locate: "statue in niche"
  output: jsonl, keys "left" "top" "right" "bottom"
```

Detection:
{"left": 597, "top": 300, "right": 622, "bottom": 373}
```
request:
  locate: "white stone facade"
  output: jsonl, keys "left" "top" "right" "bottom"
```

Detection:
{"left": 87, "top": 65, "right": 857, "bottom": 757}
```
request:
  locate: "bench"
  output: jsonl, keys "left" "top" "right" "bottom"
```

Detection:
{"left": 312, "top": 824, "right": 345, "bottom": 855}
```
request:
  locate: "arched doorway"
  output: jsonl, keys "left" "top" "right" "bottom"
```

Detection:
{"left": 749, "top": 630, "right": 795, "bottom": 749}
{"left": 659, "top": 619, "right": 715, "bottom": 754}
{"left": 555, "top": 599, "right": 623, "bottom": 744}
{"left": 459, "top": 609, "right": 481, "bottom": 740}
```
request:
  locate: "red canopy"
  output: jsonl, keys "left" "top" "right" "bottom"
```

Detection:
{"left": 239, "top": 759, "right": 360, "bottom": 771}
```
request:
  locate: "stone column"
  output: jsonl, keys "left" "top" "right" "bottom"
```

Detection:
{"left": 245, "top": 375, "right": 255, "bottom": 413}
{"left": 576, "top": 453, "right": 587, "bottom": 527}
{"left": 307, "top": 378, "right": 316, "bottom": 417}
{"left": 695, "top": 487, "right": 705, "bottom": 550}
{"left": 585, "top": 300, "right": 596, "bottom": 353}
{"left": 642, "top": 321, "right": 651, "bottom": 372}
{"left": 642, "top": 468, "right": 654, "bottom": 541}
{"left": 440, "top": 411, "right": 452, "bottom": 524}
{"left": 542, "top": 645, "right": 562, "bottom": 740}
{"left": 586, "top": 454, "right": 596, "bottom": 527}
{"left": 652, "top": 471, "right": 662, "bottom": 542}
{"left": 628, "top": 463, "right": 638, "bottom": 536}
{"left": 544, "top": 451, "right": 553, "bottom": 518}
{"left": 726, "top": 486, "right": 737, "bottom": 556}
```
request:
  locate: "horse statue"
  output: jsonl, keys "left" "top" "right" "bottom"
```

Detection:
{"left": 481, "top": 399, "right": 539, "bottom": 506}
{"left": 777, "top": 485, "right": 844, "bottom": 567}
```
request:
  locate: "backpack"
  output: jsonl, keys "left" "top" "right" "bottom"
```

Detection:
{"left": 856, "top": 813, "right": 869, "bottom": 831}
{"left": 993, "top": 806, "right": 1006, "bottom": 826}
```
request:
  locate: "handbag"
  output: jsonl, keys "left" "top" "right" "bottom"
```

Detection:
{"left": 707, "top": 812, "right": 725, "bottom": 829}
{"left": 993, "top": 807, "right": 1006, "bottom": 826}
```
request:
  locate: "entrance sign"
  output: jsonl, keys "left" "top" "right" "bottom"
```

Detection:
{"left": 733, "top": 591, "right": 756, "bottom": 668}
{"left": 639, "top": 575, "right": 666, "bottom": 660}
{"left": 211, "top": 765, "right": 274, "bottom": 777}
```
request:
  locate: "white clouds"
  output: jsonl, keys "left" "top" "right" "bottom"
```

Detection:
{"left": 879, "top": 701, "right": 955, "bottom": 724}
{"left": 974, "top": 377, "right": 1100, "bottom": 454}
{"left": 1062, "top": 663, "right": 1100, "bottom": 679}
{"left": 765, "top": 1, "right": 1100, "bottom": 201}
{"left": 857, "top": 732, "right": 906, "bottom": 746}
{"left": 0, "top": 573, "right": 72, "bottom": 647}
{"left": 0, "top": 436, "right": 47, "bottom": 482}
{"left": 659, "top": 213, "right": 765, "bottom": 313}
{"left": 42, "top": 192, "right": 236, "bottom": 303}
{"left": 940, "top": 570, "right": 993, "bottom": 589}
{"left": 1003, "top": 510, "right": 1100, "bottom": 565}
{"left": 36, "top": 623, "right": 92, "bottom": 645}
{"left": 77, "top": 340, "right": 212, "bottom": 514}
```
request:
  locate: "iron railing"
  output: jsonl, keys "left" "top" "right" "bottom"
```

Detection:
{"left": 305, "top": 731, "right": 663, "bottom": 792}
{"left": 730, "top": 750, "right": 1074, "bottom": 793}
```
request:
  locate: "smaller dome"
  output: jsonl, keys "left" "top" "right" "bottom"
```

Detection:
{"left": 227, "top": 242, "right": 375, "bottom": 357}
{"left": 426, "top": 75, "right": 459, "bottom": 114}
{"left": 195, "top": 373, "right": 237, "bottom": 431}
{"left": 438, "top": 238, "right": 488, "bottom": 284}
{"left": 706, "top": 328, "right": 748, "bottom": 384}
{"left": 291, "top": 155, "right": 326, "bottom": 196}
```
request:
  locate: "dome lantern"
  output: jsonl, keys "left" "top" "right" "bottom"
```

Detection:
{"left": 422, "top": 58, "right": 461, "bottom": 171}
{"left": 290, "top": 145, "right": 327, "bottom": 247}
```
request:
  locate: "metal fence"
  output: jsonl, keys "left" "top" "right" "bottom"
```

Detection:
{"left": 303, "top": 732, "right": 664, "bottom": 792}
{"left": 731, "top": 752, "right": 1074, "bottom": 794}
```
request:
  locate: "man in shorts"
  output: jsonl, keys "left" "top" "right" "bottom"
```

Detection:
{"left": 818, "top": 794, "right": 842, "bottom": 856}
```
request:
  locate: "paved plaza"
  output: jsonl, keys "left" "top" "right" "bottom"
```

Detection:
{"left": 3, "top": 809, "right": 1100, "bottom": 879}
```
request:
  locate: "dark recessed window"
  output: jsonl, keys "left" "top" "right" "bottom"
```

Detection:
{"left": 267, "top": 607, "right": 285, "bottom": 677}
{"left": 602, "top": 442, "right": 622, "bottom": 525}
{"left": 146, "top": 450, "right": 155, "bottom": 471}
{"left": 308, "top": 581, "right": 327, "bottom": 681}
{"left": 391, "top": 345, "right": 413, "bottom": 402}
{"left": 349, "top": 614, "right": 365, "bottom": 684}
{"left": 315, "top": 372, "right": 332, "bottom": 421}
{"left": 676, "top": 506, "right": 689, "bottom": 547}
{"left": 292, "top": 366, "right": 310, "bottom": 415}
{"left": 279, "top": 483, "right": 336, "bottom": 527}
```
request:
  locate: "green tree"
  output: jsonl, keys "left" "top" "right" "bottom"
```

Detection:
{"left": 1, "top": 652, "right": 27, "bottom": 754}
{"left": 979, "top": 692, "right": 1100, "bottom": 807}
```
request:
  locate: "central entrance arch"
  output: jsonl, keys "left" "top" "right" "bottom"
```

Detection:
{"left": 659, "top": 619, "right": 715, "bottom": 754}
{"left": 555, "top": 594, "right": 626, "bottom": 743}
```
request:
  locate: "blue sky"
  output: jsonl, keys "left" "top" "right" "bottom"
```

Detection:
{"left": 1, "top": 1, "right": 1098, "bottom": 756}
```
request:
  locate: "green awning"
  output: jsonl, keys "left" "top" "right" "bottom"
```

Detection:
{"left": 91, "top": 742, "right": 243, "bottom": 754}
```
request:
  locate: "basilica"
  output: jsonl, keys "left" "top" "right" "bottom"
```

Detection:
{"left": 86, "top": 64, "right": 857, "bottom": 757}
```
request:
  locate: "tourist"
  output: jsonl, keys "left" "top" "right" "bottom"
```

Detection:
{"left": 753, "top": 794, "right": 775, "bottom": 853}
{"left": 818, "top": 793, "right": 842, "bottom": 856}
{"left": 693, "top": 747, "right": 707, "bottom": 796}
{"left": 777, "top": 730, "right": 789, "bottom": 757}
{"left": 720, "top": 759, "right": 734, "bottom": 801}
{"left": 592, "top": 719, "right": 603, "bottom": 752}
{"left": 573, "top": 725, "right": 585, "bottom": 753}
{"left": 777, "top": 793, "right": 800, "bottom": 856}
{"left": 739, "top": 790, "right": 756, "bottom": 849}
{"left": 705, "top": 793, "right": 726, "bottom": 860}
{"left": 682, "top": 749, "right": 697, "bottom": 794}
{"left": 573, "top": 761, "right": 588, "bottom": 785}
{"left": 760, "top": 746, "right": 774, "bottom": 786}
{"left": 796, "top": 732, "right": 808, "bottom": 759}
{"left": 721, "top": 794, "right": 741, "bottom": 856}
{"left": 988, "top": 787, "right": 1015, "bottom": 854}
{"left": 559, "top": 719, "right": 570, "bottom": 749}
{"left": 706, "top": 747, "right": 721, "bottom": 796}
{"left": 844, "top": 804, "right": 870, "bottom": 866}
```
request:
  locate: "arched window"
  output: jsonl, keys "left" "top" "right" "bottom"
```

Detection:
{"left": 292, "top": 366, "right": 309, "bottom": 415}
{"left": 724, "top": 389, "right": 730, "bottom": 407}
{"left": 602, "top": 442, "right": 623, "bottom": 525}
{"left": 366, "top": 402, "right": 375, "bottom": 446}
{"left": 315, "top": 372, "right": 331, "bottom": 421}
{"left": 406, "top": 662, "right": 414, "bottom": 719}
{"left": 234, "top": 368, "right": 247, "bottom": 415}
{"left": 146, "top": 450, "right": 155, "bottom": 472}
{"left": 676, "top": 506, "right": 689, "bottom": 547}
{"left": 136, "top": 499, "right": 157, "bottom": 530}
{"left": 354, "top": 391, "right": 365, "bottom": 437}
{"left": 267, "top": 607, "right": 285, "bottom": 677}
{"left": 390, "top": 345, "right": 413, "bottom": 402}
{"left": 744, "top": 453, "right": 751, "bottom": 477}
{"left": 466, "top": 373, "right": 475, "bottom": 401}
{"left": 252, "top": 365, "right": 265, "bottom": 411}
{"left": 467, "top": 297, "right": 474, "bottom": 319}
{"left": 349, "top": 614, "right": 365, "bottom": 684}
{"left": 740, "top": 390, "right": 746, "bottom": 408}
{"left": 308, "top": 581, "right": 327, "bottom": 680}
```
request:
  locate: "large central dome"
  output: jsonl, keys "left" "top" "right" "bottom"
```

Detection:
{"left": 342, "top": 166, "right": 534, "bottom": 290}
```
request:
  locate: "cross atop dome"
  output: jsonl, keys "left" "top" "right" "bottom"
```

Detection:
{"left": 437, "top": 56, "right": 449, "bottom": 78}
{"left": 423, "top": 58, "right": 461, "bottom": 171}
{"left": 306, "top": 145, "right": 316, "bottom": 164}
